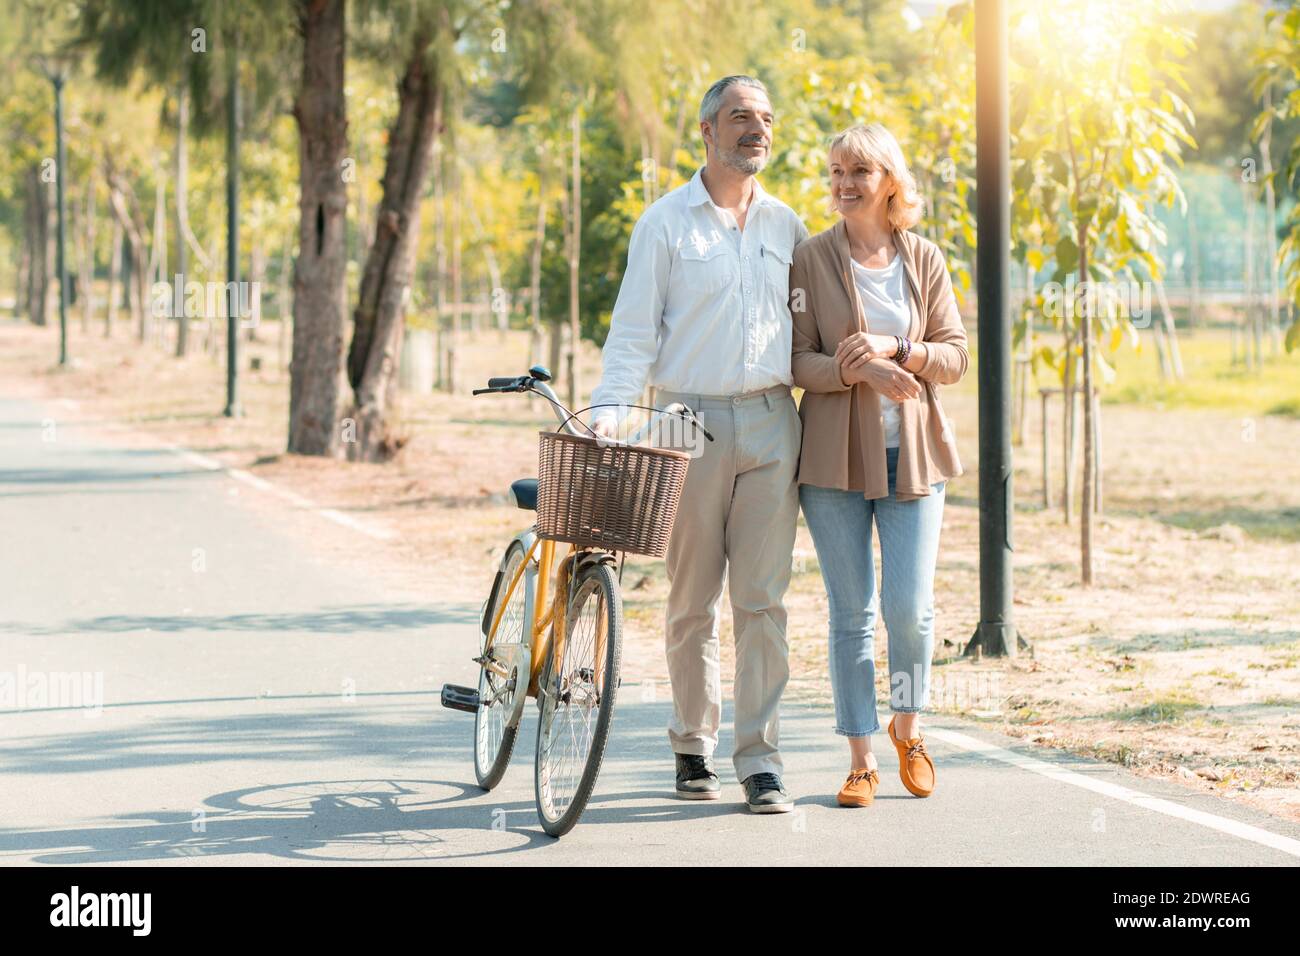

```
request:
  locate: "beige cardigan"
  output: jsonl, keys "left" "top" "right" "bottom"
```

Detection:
{"left": 790, "top": 220, "right": 969, "bottom": 501}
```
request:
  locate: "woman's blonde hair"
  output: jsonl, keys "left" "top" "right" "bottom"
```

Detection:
{"left": 826, "top": 123, "right": 925, "bottom": 230}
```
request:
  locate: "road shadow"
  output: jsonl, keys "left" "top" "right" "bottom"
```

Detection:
{"left": 0, "top": 601, "right": 478, "bottom": 636}
{"left": 0, "top": 466, "right": 212, "bottom": 487}
{"left": 0, "top": 698, "right": 1036, "bottom": 864}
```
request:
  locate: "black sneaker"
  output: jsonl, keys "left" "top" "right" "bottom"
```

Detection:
{"left": 742, "top": 772, "right": 793, "bottom": 813}
{"left": 675, "top": 753, "right": 721, "bottom": 800}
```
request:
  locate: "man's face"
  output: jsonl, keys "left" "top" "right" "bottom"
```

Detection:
{"left": 705, "top": 86, "right": 773, "bottom": 175}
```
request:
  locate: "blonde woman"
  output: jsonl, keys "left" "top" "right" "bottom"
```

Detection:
{"left": 788, "top": 123, "right": 968, "bottom": 807}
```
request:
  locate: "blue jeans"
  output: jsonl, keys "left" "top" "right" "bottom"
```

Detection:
{"left": 798, "top": 446, "right": 946, "bottom": 736}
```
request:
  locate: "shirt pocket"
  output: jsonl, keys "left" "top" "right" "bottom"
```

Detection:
{"left": 675, "top": 240, "right": 734, "bottom": 294}
{"left": 761, "top": 241, "right": 793, "bottom": 308}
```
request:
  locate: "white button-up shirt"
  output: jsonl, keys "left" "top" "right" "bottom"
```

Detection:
{"left": 590, "top": 166, "right": 809, "bottom": 425}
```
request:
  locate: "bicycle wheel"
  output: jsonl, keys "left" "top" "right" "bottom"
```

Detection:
{"left": 474, "top": 540, "right": 531, "bottom": 790}
{"left": 534, "top": 559, "right": 622, "bottom": 837}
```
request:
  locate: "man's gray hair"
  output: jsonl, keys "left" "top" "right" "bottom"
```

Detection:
{"left": 698, "top": 75, "right": 769, "bottom": 128}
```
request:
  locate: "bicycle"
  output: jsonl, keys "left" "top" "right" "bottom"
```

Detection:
{"left": 440, "top": 365, "right": 712, "bottom": 837}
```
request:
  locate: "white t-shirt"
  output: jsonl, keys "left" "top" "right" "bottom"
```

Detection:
{"left": 850, "top": 254, "right": 911, "bottom": 448}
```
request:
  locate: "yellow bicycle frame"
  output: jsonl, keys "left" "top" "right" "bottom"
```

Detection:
{"left": 483, "top": 537, "right": 578, "bottom": 699}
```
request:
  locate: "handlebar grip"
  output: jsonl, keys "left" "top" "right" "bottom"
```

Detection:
{"left": 487, "top": 377, "right": 519, "bottom": 389}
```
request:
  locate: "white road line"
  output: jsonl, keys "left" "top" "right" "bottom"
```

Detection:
{"left": 926, "top": 726, "right": 1300, "bottom": 858}
{"left": 155, "top": 441, "right": 394, "bottom": 541}
{"left": 167, "top": 445, "right": 222, "bottom": 472}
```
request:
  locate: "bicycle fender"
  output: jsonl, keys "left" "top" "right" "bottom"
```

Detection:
{"left": 576, "top": 550, "right": 618, "bottom": 572}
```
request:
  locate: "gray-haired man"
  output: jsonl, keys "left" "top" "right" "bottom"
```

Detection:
{"left": 590, "top": 76, "right": 808, "bottom": 813}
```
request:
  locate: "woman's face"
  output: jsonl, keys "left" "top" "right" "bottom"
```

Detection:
{"left": 829, "top": 148, "right": 893, "bottom": 223}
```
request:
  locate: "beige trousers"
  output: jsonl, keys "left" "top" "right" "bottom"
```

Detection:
{"left": 657, "top": 383, "right": 801, "bottom": 782}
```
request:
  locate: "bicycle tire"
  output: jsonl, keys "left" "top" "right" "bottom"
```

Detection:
{"left": 474, "top": 539, "right": 530, "bottom": 790}
{"left": 534, "top": 560, "right": 622, "bottom": 837}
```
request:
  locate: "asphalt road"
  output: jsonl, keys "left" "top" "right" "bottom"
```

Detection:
{"left": 2, "top": 392, "right": 1298, "bottom": 865}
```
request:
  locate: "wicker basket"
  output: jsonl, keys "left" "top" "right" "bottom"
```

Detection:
{"left": 535, "top": 430, "right": 691, "bottom": 558}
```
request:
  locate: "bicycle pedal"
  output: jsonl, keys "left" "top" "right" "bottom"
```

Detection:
{"left": 440, "top": 684, "right": 480, "bottom": 713}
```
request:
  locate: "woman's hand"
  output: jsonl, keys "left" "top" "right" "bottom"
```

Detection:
{"left": 835, "top": 331, "right": 897, "bottom": 369}
{"left": 841, "top": 357, "right": 922, "bottom": 401}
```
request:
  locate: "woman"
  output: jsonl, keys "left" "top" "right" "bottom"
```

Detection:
{"left": 788, "top": 123, "right": 969, "bottom": 807}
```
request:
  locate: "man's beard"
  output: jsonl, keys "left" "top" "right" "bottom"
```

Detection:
{"left": 718, "top": 138, "right": 769, "bottom": 175}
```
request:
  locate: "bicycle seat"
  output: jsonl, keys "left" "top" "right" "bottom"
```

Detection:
{"left": 508, "top": 478, "right": 538, "bottom": 511}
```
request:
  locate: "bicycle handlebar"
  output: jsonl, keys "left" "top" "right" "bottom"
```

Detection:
{"left": 474, "top": 371, "right": 713, "bottom": 444}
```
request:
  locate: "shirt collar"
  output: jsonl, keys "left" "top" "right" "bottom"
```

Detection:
{"left": 687, "top": 166, "right": 775, "bottom": 210}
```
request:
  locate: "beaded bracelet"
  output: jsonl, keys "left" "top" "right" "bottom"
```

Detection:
{"left": 892, "top": 335, "right": 912, "bottom": 365}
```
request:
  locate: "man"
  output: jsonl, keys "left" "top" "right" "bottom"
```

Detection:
{"left": 590, "top": 75, "right": 809, "bottom": 813}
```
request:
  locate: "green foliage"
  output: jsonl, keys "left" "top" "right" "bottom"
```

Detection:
{"left": 1008, "top": 0, "right": 1196, "bottom": 384}
{"left": 2, "top": 0, "right": 1296, "bottom": 370}
{"left": 1252, "top": 3, "right": 1300, "bottom": 351}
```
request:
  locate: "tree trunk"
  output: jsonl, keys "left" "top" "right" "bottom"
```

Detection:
{"left": 247, "top": 241, "right": 266, "bottom": 341}
{"left": 356, "top": 161, "right": 372, "bottom": 268}
{"left": 175, "top": 82, "right": 191, "bottom": 356}
{"left": 1061, "top": 324, "right": 1074, "bottom": 525}
{"left": 15, "top": 206, "right": 29, "bottom": 321}
{"left": 432, "top": 140, "right": 447, "bottom": 389}
{"left": 123, "top": 236, "right": 137, "bottom": 331}
{"left": 206, "top": 232, "right": 221, "bottom": 354}
{"left": 107, "top": 216, "right": 121, "bottom": 337}
{"left": 1260, "top": 86, "right": 1281, "bottom": 356}
{"left": 345, "top": 23, "right": 443, "bottom": 461}
{"left": 288, "top": 0, "right": 349, "bottom": 457}
{"left": 80, "top": 172, "right": 96, "bottom": 334}
{"left": 529, "top": 173, "right": 546, "bottom": 370}
{"left": 42, "top": 173, "right": 57, "bottom": 326}
{"left": 26, "top": 166, "right": 52, "bottom": 326}
{"left": 278, "top": 239, "right": 291, "bottom": 371}
{"left": 1079, "top": 226, "right": 1094, "bottom": 586}
{"left": 449, "top": 128, "right": 462, "bottom": 396}
{"left": 1154, "top": 279, "right": 1184, "bottom": 379}
{"left": 566, "top": 103, "right": 581, "bottom": 411}
{"left": 105, "top": 164, "right": 151, "bottom": 344}
{"left": 147, "top": 160, "right": 168, "bottom": 347}
{"left": 1240, "top": 178, "right": 1257, "bottom": 372}
{"left": 465, "top": 178, "right": 506, "bottom": 338}
{"left": 21, "top": 166, "right": 40, "bottom": 324}
{"left": 549, "top": 317, "right": 562, "bottom": 386}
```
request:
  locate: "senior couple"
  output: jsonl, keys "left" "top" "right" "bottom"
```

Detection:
{"left": 589, "top": 74, "right": 969, "bottom": 812}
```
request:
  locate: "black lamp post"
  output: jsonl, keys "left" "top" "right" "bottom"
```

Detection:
{"left": 967, "top": 0, "right": 1022, "bottom": 658}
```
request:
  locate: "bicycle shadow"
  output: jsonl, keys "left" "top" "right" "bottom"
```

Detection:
{"left": 0, "top": 773, "right": 774, "bottom": 865}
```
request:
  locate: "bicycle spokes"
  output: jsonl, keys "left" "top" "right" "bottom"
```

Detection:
{"left": 538, "top": 583, "right": 607, "bottom": 820}
{"left": 473, "top": 543, "right": 531, "bottom": 790}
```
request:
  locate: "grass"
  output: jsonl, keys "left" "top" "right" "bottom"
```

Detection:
{"left": 1098, "top": 327, "right": 1300, "bottom": 418}
{"left": 1108, "top": 690, "right": 1204, "bottom": 724}
{"left": 1159, "top": 505, "right": 1300, "bottom": 543}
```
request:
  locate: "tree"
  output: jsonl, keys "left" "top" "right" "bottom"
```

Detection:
{"left": 343, "top": 0, "right": 569, "bottom": 459}
{"left": 1009, "top": 0, "right": 1195, "bottom": 585}
{"left": 1251, "top": 2, "right": 1300, "bottom": 353}
{"left": 343, "top": 1, "right": 454, "bottom": 460}
{"left": 288, "top": 0, "right": 350, "bottom": 456}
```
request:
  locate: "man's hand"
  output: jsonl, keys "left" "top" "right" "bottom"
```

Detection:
{"left": 591, "top": 417, "right": 618, "bottom": 439}
{"left": 836, "top": 331, "right": 897, "bottom": 369}
{"left": 841, "top": 357, "right": 921, "bottom": 401}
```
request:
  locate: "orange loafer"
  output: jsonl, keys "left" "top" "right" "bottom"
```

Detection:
{"left": 888, "top": 715, "right": 935, "bottom": 797}
{"left": 837, "top": 767, "right": 880, "bottom": 807}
